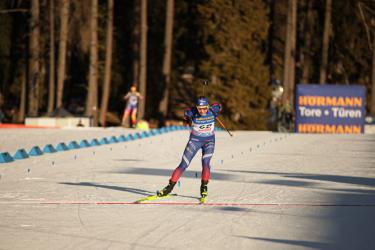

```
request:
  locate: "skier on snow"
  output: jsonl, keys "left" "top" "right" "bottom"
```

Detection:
{"left": 122, "top": 85, "right": 143, "bottom": 128}
{"left": 157, "top": 96, "right": 222, "bottom": 202}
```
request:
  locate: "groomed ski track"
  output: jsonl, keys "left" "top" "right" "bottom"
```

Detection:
{"left": 0, "top": 128, "right": 374, "bottom": 250}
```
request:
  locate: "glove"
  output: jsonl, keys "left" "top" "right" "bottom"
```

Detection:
{"left": 184, "top": 108, "right": 193, "bottom": 120}
{"left": 210, "top": 103, "right": 222, "bottom": 115}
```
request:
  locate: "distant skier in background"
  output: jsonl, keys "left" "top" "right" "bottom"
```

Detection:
{"left": 122, "top": 84, "right": 143, "bottom": 128}
{"left": 157, "top": 96, "right": 222, "bottom": 203}
{"left": 278, "top": 100, "right": 294, "bottom": 132}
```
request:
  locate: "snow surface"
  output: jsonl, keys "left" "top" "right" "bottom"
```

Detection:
{"left": 0, "top": 128, "right": 374, "bottom": 250}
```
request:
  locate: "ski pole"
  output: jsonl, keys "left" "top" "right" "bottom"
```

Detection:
{"left": 216, "top": 117, "right": 233, "bottom": 137}
{"left": 201, "top": 79, "right": 232, "bottom": 136}
{"left": 202, "top": 80, "right": 208, "bottom": 96}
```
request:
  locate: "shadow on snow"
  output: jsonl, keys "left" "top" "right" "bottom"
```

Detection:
{"left": 111, "top": 167, "right": 239, "bottom": 182}
{"left": 59, "top": 182, "right": 153, "bottom": 196}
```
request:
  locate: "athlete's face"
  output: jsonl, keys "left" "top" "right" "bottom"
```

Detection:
{"left": 197, "top": 106, "right": 208, "bottom": 116}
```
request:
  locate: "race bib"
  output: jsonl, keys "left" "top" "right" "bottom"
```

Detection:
{"left": 192, "top": 121, "right": 215, "bottom": 136}
{"left": 128, "top": 95, "right": 138, "bottom": 105}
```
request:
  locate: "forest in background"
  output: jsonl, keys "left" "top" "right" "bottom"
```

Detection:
{"left": 0, "top": 0, "right": 374, "bottom": 130}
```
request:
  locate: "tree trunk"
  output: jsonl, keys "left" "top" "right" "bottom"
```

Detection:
{"left": 371, "top": 34, "right": 375, "bottom": 115}
{"left": 282, "top": 0, "right": 297, "bottom": 106}
{"left": 18, "top": 60, "right": 27, "bottom": 122}
{"left": 28, "top": 0, "right": 40, "bottom": 116}
{"left": 159, "top": 0, "right": 174, "bottom": 118}
{"left": 47, "top": 0, "right": 55, "bottom": 114}
{"left": 132, "top": 0, "right": 140, "bottom": 84}
{"left": 3, "top": 9, "right": 21, "bottom": 107}
{"left": 319, "top": 0, "right": 332, "bottom": 84}
{"left": 86, "top": 0, "right": 99, "bottom": 126}
{"left": 138, "top": 0, "right": 147, "bottom": 120}
{"left": 56, "top": 0, "right": 69, "bottom": 109}
{"left": 99, "top": 0, "right": 114, "bottom": 126}
{"left": 39, "top": 57, "right": 47, "bottom": 111}
{"left": 301, "top": 0, "right": 314, "bottom": 84}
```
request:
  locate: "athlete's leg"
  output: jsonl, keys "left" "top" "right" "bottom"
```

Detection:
{"left": 158, "top": 139, "right": 202, "bottom": 196}
{"left": 201, "top": 140, "right": 215, "bottom": 182}
{"left": 170, "top": 139, "right": 202, "bottom": 182}
{"left": 199, "top": 140, "right": 215, "bottom": 197}
{"left": 131, "top": 108, "right": 138, "bottom": 127}
{"left": 122, "top": 107, "right": 131, "bottom": 126}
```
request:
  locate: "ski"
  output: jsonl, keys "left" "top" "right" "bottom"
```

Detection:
{"left": 135, "top": 194, "right": 172, "bottom": 203}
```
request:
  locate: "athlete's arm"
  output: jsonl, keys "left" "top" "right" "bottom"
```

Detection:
{"left": 210, "top": 103, "right": 222, "bottom": 117}
{"left": 136, "top": 92, "right": 144, "bottom": 100}
{"left": 123, "top": 92, "right": 131, "bottom": 100}
{"left": 184, "top": 108, "right": 194, "bottom": 119}
{"left": 183, "top": 108, "right": 194, "bottom": 125}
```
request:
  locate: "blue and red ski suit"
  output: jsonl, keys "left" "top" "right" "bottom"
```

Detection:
{"left": 170, "top": 103, "right": 222, "bottom": 183}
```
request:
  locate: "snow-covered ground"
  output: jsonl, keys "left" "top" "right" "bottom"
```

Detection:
{"left": 0, "top": 127, "right": 136, "bottom": 154}
{"left": 0, "top": 128, "right": 374, "bottom": 250}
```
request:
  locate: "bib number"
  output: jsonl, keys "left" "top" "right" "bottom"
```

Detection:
{"left": 199, "top": 124, "right": 212, "bottom": 130}
{"left": 193, "top": 122, "right": 215, "bottom": 135}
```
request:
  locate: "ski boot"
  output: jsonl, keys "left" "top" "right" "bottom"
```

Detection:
{"left": 200, "top": 180, "right": 208, "bottom": 203}
{"left": 157, "top": 180, "right": 176, "bottom": 197}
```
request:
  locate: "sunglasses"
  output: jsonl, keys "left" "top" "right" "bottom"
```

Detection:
{"left": 197, "top": 107, "right": 208, "bottom": 111}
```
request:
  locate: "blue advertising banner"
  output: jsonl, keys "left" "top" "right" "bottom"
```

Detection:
{"left": 295, "top": 84, "right": 366, "bottom": 134}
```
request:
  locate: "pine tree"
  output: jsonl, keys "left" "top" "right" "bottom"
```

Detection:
{"left": 138, "top": 0, "right": 148, "bottom": 120}
{"left": 47, "top": 0, "right": 55, "bottom": 114}
{"left": 319, "top": 0, "right": 332, "bottom": 84}
{"left": 196, "top": 0, "right": 270, "bottom": 129}
{"left": 56, "top": 0, "right": 69, "bottom": 109}
{"left": 86, "top": 0, "right": 99, "bottom": 125}
{"left": 159, "top": 0, "right": 175, "bottom": 118}
{"left": 99, "top": 0, "right": 114, "bottom": 126}
{"left": 28, "top": 0, "right": 40, "bottom": 116}
{"left": 330, "top": 1, "right": 372, "bottom": 105}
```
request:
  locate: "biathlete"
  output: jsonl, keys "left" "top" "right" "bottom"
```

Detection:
{"left": 122, "top": 85, "right": 143, "bottom": 128}
{"left": 157, "top": 96, "right": 222, "bottom": 202}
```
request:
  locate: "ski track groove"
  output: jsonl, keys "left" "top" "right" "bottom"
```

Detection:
{"left": 129, "top": 223, "right": 166, "bottom": 250}
{"left": 0, "top": 222, "right": 167, "bottom": 249}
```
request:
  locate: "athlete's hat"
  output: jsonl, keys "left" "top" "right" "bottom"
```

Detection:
{"left": 196, "top": 96, "right": 209, "bottom": 107}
